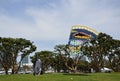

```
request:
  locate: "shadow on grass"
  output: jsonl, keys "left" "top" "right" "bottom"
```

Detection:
{"left": 63, "top": 73, "right": 89, "bottom": 76}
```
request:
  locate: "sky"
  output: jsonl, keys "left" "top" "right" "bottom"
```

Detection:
{"left": 0, "top": 0, "right": 120, "bottom": 52}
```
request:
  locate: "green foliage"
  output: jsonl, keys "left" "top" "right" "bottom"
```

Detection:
{"left": 54, "top": 44, "right": 86, "bottom": 73}
{"left": 0, "top": 37, "right": 36, "bottom": 74}
{"left": 54, "top": 44, "right": 69, "bottom": 72}
{"left": 30, "top": 51, "right": 54, "bottom": 73}
{"left": 82, "top": 32, "right": 120, "bottom": 72}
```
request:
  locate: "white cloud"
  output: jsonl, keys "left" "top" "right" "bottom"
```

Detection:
{"left": 0, "top": 13, "right": 37, "bottom": 39}
{"left": 0, "top": 0, "right": 120, "bottom": 51}
{"left": 26, "top": 6, "right": 70, "bottom": 41}
{"left": 26, "top": 0, "right": 120, "bottom": 39}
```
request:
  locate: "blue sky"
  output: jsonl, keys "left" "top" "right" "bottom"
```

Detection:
{"left": 0, "top": 0, "right": 120, "bottom": 52}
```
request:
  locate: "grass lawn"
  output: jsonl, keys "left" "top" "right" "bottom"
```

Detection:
{"left": 0, "top": 72, "right": 120, "bottom": 81}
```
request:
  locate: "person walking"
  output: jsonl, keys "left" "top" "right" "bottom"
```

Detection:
{"left": 34, "top": 59, "right": 42, "bottom": 76}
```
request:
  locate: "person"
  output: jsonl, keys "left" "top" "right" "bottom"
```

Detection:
{"left": 33, "top": 59, "right": 42, "bottom": 76}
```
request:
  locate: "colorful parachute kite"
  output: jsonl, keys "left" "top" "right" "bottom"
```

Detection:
{"left": 68, "top": 25, "right": 99, "bottom": 54}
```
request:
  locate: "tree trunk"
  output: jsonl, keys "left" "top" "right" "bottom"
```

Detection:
{"left": 4, "top": 68, "right": 9, "bottom": 75}
{"left": 12, "top": 65, "right": 17, "bottom": 74}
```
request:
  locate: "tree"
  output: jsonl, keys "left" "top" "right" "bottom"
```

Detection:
{"left": 54, "top": 44, "right": 84, "bottom": 73}
{"left": 114, "top": 47, "right": 120, "bottom": 72}
{"left": 53, "top": 52, "right": 68, "bottom": 72}
{"left": 30, "top": 51, "right": 54, "bottom": 73}
{"left": 82, "top": 33, "right": 120, "bottom": 72}
{"left": 107, "top": 39, "right": 120, "bottom": 72}
{"left": 77, "top": 60, "right": 89, "bottom": 72}
{"left": 0, "top": 37, "right": 36, "bottom": 74}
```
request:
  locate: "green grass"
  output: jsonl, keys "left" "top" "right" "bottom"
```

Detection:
{"left": 0, "top": 72, "right": 120, "bottom": 81}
